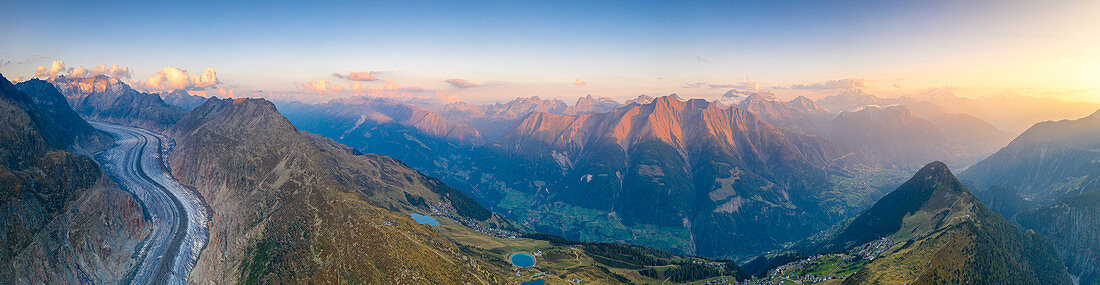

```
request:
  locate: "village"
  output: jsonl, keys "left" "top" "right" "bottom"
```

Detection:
{"left": 427, "top": 201, "right": 521, "bottom": 238}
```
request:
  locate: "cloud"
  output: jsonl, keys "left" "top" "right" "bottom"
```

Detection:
{"left": 574, "top": 78, "right": 586, "bottom": 86}
{"left": 682, "top": 80, "right": 760, "bottom": 91}
{"left": 300, "top": 79, "right": 344, "bottom": 94}
{"left": 785, "top": 78, "right": 872, "bottom": 90}
{"left": 293, "top": 74, "right": 459, "bottom": 104}
{"left": 0, "top": 60, "right": 10, "bottom": 66}
{"left": 99, "top": 64, "right": 131, "bottom": 79}
{"left": 892, "top": 78, "right": 903, "bottom": 89}
{"left": 332, "top": 71, "right": 380, "bottom": 81}
{"left": 140, "top": 67, "right": 218, "bottom": 91}
{"left": 216, "top": 87, "right": 235, "bottom": 97}
{"left": 34, "top": 60, "right": 133, "bottom": 80}
{"left": 35, "top": 60, "right": 71, "bottom": 79}
{"left": 445, "top": 78, "right": 482, "bottom": 88}
{"left": 69, "top": 64, "right": 131, "bottom": 79}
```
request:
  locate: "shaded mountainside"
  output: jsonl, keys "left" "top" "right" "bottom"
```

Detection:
{"left": 0, "top": 74, "right": 101, "bottom": 264}
{"left": 1017, "top": 189, "right": 1100, "bottom": 284}
{"left": 13, "top": 79, "right": 112, "bottom": 150}
{"left": 752, "top": 162, "right": 1070, "bottom": 284}
{"left": 963, "top": 110, "right": 1100, "bottom": 202}
{"left": 0, "top": 74, "right": 150, "bottom": 282}
{"left": 50, "top": 75, "right": 186, "bottom": 132}
{"left": 963, "top": 111, "right": 1100, "bottom": 284}
{"left": 169, "top": 97, "right": 510, "bottom": 283}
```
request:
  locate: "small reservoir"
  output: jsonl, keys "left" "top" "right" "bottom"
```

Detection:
{"left": 409, "top": 213, "right": 439, "bottom": 226}
{"left": 510, "top": 252, "right": 536, "bottom": 268}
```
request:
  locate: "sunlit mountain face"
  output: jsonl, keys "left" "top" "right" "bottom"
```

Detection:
{"left": 2, "top": 0, "right": 1099, "bottom": 284}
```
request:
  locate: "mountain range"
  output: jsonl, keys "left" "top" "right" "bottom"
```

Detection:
{"left": 2, "top": 71, "right": 1095, "bottom": 283}
{"left": 285, "top": 94, "right": 912, "bottom": 259}
{"left": 49, "top": 75, "right": 186, "bottom": 132}
{"left": 3, "top": 74, "right": 772, "bottom": 284}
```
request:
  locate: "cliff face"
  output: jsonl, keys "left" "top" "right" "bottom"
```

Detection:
{"left": 1017, "top": 189, "right": 1100, "bottom": 284}
{"left": 0, "top": 74, "right": 150, "bottom": 282}
{"left": 170, "top": 98, "right": 504, "bottom": 284}
{"left": 14, "top": 79, "right": 112, "bottom": 150}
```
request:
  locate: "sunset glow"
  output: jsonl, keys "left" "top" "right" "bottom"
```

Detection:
{"left": 1, "top": 0, "right": 1097, "bottom": 104}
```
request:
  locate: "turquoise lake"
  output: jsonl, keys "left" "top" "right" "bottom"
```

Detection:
{"left": 409, "top": 213, "right": 439, "bottom": 225}
{"left": 510, "top": 253, "right": 536, "bottom": 267}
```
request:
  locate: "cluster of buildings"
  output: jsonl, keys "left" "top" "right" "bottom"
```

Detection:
{"left": 852, "top": 237, "right": 896, "bottom": 261}
{"left": 426, "top": 201, "right": 520, "bottom": 238}
{"left": 701, "top": 276, "right": 734, "bottom": 284}
{"left": 685, "top": 258, "right": 728, "bottom": 272}
{"left": 741, "top": 237, "right": 901, "bottom": 284}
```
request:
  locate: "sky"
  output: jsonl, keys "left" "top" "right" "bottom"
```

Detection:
{"left": 1, "top": 0, "right": 1098, "bottom": 104}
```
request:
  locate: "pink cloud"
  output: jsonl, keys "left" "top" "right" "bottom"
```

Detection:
{"left": 445, "top": 78, "right": 482, "bottom": 88}
{"left": 34, "top": 60, "right": 70, "bottom": 79}
{"left": 574, "top": 78, "right": 586, "bottom": 86}
{"left": 332, "top": 71, "right": 380, "bottom": 81}
{"left": 300, "top": 79, "right": 344, "bottom": 94}
{"left": 216, "top": 87, "right": 235, "bottom": 97}
{"left": 139, "top": 67, "right": 218, "bottom": 90}
{"left": 34, "top": 60, "right": 132, "bottom": 80}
